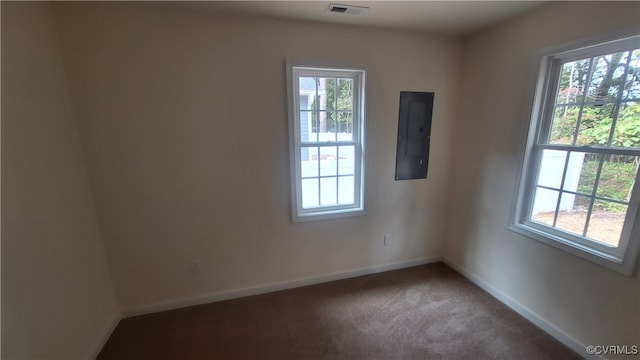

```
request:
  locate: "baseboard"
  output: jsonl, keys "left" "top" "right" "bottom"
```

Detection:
{"left": 90, "top": 315, "right": 120, "bottom": 359}
{"left": 442, "top": 257, "right": 602, "bottom": 360}
{"left": 123, "top": 256, "right": 442, "bottom": 318}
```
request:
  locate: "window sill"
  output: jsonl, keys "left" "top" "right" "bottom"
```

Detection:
{"left": 508, "top": 223, "right": 636, "bottom": 276}
{"left": 293, "top": 207, "right": 365, "bottom": 223}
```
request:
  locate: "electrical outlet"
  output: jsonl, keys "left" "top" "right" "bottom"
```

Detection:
{"left": 188, "top": 260, "right": 201, "bottom": 275}
{"left": 384, "top": 234, "right": 392, "bottom": 246}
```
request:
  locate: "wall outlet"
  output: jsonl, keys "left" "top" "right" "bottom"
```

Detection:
{"left": 384, "top": 234, "right": 392, "bottom": 246}
{"left": 188, "top": 260, "right": 201, "bottom": 275}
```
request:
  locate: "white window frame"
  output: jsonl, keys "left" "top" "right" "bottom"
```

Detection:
{"left": 511, "top": 35, "right": 640, "bottom": 276}
{"left": 286, "top": 63, "right": 366, "bottom": 222}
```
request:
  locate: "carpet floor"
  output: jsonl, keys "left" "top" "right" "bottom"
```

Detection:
{"left": 97, "top": 262, "right": 581, "bottom": 359}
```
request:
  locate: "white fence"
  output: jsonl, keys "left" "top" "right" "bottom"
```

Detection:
{"left": 532, "top": 150, "right": 585, "bottom": 214}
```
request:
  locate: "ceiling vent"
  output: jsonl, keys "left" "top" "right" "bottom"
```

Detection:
{"left": 327, "top": 3, "right": 369, "bottom": 16}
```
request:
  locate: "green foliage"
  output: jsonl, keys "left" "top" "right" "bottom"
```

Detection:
{"left": 551, "top": 103, "right": 640, "bottom": 148}
{"left": 310, "top": 78, "right": 353, "bottom": 133}
{"left": 577, "top": 156, "right": 637, "bottom": 212}
{"left": 579, "top": 106, "right": 614, "bottom": 145}
{"left": 552, "top": 49, "right": 640, "bottom": 147}
{"left": 615, "top": 103, "right": 640, "bottom": 147}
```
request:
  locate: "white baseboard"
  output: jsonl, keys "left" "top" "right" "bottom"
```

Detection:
{"left": 123, "top": 256, "right": 442, "bottom": 318}
{"left": 442, "top": 257, "right": 602, "bottom": 360}
{"left": 90, "top": 315, "right": 120, "bottom": 360}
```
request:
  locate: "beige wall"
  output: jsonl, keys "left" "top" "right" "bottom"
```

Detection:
{"left": 52, "top": 2, "right": 460, "bottom": 313}
{"left": 445, "top": 1, "right": 640, "bottom": 350}
{"left": 1, "top": 2, "right": 120, "bottom": 359}
{"left": 4, "top": 2, "right": 638, "bottom": 358}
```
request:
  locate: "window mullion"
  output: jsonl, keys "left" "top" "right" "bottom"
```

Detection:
{"left": 316, "top": 145, "right": 321, "bottom": 205}
{"left": 535, "top": 143, "right": 640, "bottom": 156}
{"left": 605, "top": 50, "right": 632, "bottom": 147}
{"left": 571, "top": 57, "right": 595, "bottom": 146}
{"left": 315, "top": 77, "right": 320, "bottom": 143}
{"left": 582, "top": 155, "right": 606, "bottom": 237}
{"left": 336, "top": 146, "right": 340, "bottom": 205}
{"left": 334, "top": 77, "right": 338, "bottom": 142}
{"left": 562, "top": 99, "right": 626, "bottom": 107}
{"left": 301, "top": 141, "right": 359, "bottom": 147}
{"left": 551, "top": 151, "right": 573, "bottom": 227}
{"left": 536, "top": 184, "right": 631, "bottom": 206}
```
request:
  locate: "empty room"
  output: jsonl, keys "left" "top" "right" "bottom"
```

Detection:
{"left": 2, "top": 1, "right": 639, "bottom": 359}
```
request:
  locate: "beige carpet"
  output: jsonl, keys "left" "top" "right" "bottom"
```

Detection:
{"left": 98, "top": 262, "right": 580, "bottom": 359}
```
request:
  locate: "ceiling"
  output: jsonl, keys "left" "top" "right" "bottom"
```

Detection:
{"left": 201, "top": 1, "right": 545, "bottom": 35}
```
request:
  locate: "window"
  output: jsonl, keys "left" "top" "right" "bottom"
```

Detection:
{"left": 512, "top": 35, "right": 640, "bottom": 275}
{"left": 287, "top": 65, "right": 365, "bottom": 221}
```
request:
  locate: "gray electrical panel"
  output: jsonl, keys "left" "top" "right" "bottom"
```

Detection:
{"left": 395, "top": 91, "right": 434, "bottom": 180}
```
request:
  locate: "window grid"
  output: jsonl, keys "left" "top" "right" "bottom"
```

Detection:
{"left": 531, "top": 152, "right": 639, "bottom": 241}
{"left": 532, "top": 149, "right": 636, "bottom": 238}
{"left": 289, "top": 65, "right": 365, "bottom": 220}
{"left": 299, "top": 144, "right": 357, "bottom": 209}
{"left": 513, "top": 35, "right": 640, "bottom": 274}
{"left": 548, "top": 50, "right": 640, "bottom": 150}
{"left": 534, "top": 46, "right": 640, "bottom": 241}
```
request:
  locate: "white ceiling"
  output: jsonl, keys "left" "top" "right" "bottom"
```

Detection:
{"left": 201, "top": 1, "right": 545, "bottom": 35}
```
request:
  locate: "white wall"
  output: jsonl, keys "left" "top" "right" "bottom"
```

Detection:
{"left": 1, "top": 2, "right": 120, "bottom": 359}
{"left": 51, "top": 2, "right": 460, "bottom": 314}
{"left": 445, "top": 1, "right": 640, "bottom": 352}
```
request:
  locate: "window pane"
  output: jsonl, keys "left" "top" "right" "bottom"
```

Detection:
{"left": 338, "top": 146, "right": 355, "bottom": 175}
{"left": 337, "top": 112, "right": 353, "bottom": 140}
{"left": 612, "top": 101, "right": 640, "bottom": 148}
{"left": 318, "top": 78, "right": 336, "bottom": 110}
{"left": 537, "top": 150, "right": 593, "bottom": 194}
{"left": 338, "top": 176, "right": 355, "bottom": 204}
{"left": 337, "top": 78, "right": 353, "bottom": 110}
{"left": 586, "top": 51, "right": 629, "bottom": 103}
{"left": 319, "top": 146, "right": 337, "bottom": 176}
{"left": 531, "top": 187, "right": 559, "bottom": 224}
{"left": 556, "top": 59, "right": 590, "bottom": 105}
{"left": 560, "top": 152, "right": 586, "bottom": 192}
{"left": 301, "top": 178, "right": 319, "bottom": 209}
{"left": 576, "top": 153, "right": 601, "bottom": 195}
{"left": 623, "top": 50, "right": 640, "bottom": 100}
{"left": 537, "top": 150, "right": 568, "bottom": 189}
{"left": 299, "top": 77, "right": 318, "bottom": 143}
{"left": 586, "top": 201, "right": 628, "bottom": 247}
{"left": 299, "top": 77, "right": 316, "bottom": 96}
{"left": 301, "top": 147, "right": 319, "bottom": 178}
{"left": 550, "top": 105, "right": 579, "bottom": 144}
{"left": 320, "top": 177, "right": 337, "bottom": 206}
{"left": 300, "top": 111, "right": 318, "bottom": 143}
{"left": 555, "top": 193, "right": 589, "bottom": 236}
{"left": 596, "top": 155, "right": 637, "bottom": 202}
{"left": 576, "top": 104, "right": 614, "bottom": 146}
{"left": 318, "top": 112, "right": 337, "bottom": 140}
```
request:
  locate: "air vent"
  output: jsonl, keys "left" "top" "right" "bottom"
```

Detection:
{"left": 327, "top": 3, "right": 368, "bottom": 16}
